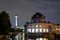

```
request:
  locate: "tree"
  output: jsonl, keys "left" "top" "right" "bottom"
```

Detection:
{"left": 0, "top": 11, "right": 11, "bottom": 35}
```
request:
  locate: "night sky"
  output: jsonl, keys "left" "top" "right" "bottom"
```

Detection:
{"left": 0, "top": 0, "right": 60, "bottom": 27}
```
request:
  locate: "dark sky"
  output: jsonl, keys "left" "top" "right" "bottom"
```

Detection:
{"left": 0, "top": 0, "right": 60, "bottom": 27}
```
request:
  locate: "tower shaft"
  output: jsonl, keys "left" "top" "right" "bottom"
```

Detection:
{"left": 15, "top": 15, "right": 18, "bottom": 27}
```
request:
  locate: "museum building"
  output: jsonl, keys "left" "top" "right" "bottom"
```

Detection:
{"left": 24, "top": 12, "right": 60, "bottom": 40}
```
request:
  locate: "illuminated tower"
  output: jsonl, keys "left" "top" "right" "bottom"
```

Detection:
{"left": 15, "top": 15, "right": 18, "bottom": 27}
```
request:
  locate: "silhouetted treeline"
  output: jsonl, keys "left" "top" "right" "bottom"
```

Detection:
{"left": 0, "top": 11, "right": 11, "bottom": 35}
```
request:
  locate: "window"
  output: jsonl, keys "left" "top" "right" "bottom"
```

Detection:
{"left": 39, "top": 28, "right": 42, "bottom": 32}
{"left": 35, "top": 25, "right": 39, "bottom": 32}
{"left": 40, "top": 38, "right": 42, "bottom": 40}
{"left": 27, "top": 29, "right": 31, "bottom": 32}
{"left": 44, "top": 38, "right": 47, "bottom": 40}
{"left": 36, "top": 38, "right": 48, "bottom": 40}
{"left": 32, "top": 28, "right": 35, "bottom": 33}
{"left": 46, "top": 29, "right": 49, "bottom": 32}
{"left": 43, "top": 28, "right": 49, "bottom": 32}
{"left": 36, "top": 25, "right": 38, "bottom": 28}
{"left": 36, "top": 38, "right": 43, "bottom": 40}
{"left": 43, "top": 28, "right": 46, "bottom": 32}
{"left": 36, "top": 28, "right": 39, "bottom": 32}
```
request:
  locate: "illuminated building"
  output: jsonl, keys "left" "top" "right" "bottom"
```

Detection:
{"left": 24, "top": 12, "right": 60, "bottom": 40}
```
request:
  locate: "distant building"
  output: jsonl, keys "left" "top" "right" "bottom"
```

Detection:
{"left": 24, "top": 12, "right": 60, "bottom": 40}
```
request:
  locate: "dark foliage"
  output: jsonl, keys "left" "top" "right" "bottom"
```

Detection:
{"left": 0, "top": 11, "right": 11, "bottom": 35}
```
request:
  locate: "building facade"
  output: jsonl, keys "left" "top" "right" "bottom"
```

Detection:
{"left": 24, "top": 12, "right": 60, "bottom": 40}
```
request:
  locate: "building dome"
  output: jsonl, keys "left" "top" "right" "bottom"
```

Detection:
{"left": 32, "top": 12, "right": 44, "bottom": 19}
{"left": 31, "top": 12, "right": 45, "bottom": 23}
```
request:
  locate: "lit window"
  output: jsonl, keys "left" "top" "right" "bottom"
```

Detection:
{"left": 43, "top": 29, "right": 49, "bottom": 32}
{"left": 40, "top": 38, "right": 42, "bottom": 40}
{"left": 27, "top": 29, "right": 31, "bottom": 32}
{"left": 36, "top": 25, "right": 38, "bottom": 27}
{"left": 56, "top": 28, "right": 58, "bottom": 30}
{"left": 36, "top": 38, "right": 43, "bottom": 40}
{"left": 32, "top": 28, "right": 35, "bottom": 33}
{"left": 39, "top": 28, "right": 42, "bottom": 32}
{"left": 43, "top": 28, "right": 46, "bottom": 32}
{"left": 44, "top": 38, "right": 48, "bottom": 40}
{"left": 46, "top": 29, "right": 49, "bottom": 32}
{"left": 44, "top": 38, "right": 47, "bottom": 40}
{"left": 36, "top": 28, "right": 38, "bottom": 32}
{"left": 36, "top": 38, "right": 48, "bottom": 40}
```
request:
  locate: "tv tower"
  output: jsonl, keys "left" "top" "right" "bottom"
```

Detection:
{"left": 15, "top": 15, "right": 18, "bottom": 27}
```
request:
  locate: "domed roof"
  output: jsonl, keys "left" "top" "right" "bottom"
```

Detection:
{"left": 32, "top": 12, "right": 44, "bottom": 19}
